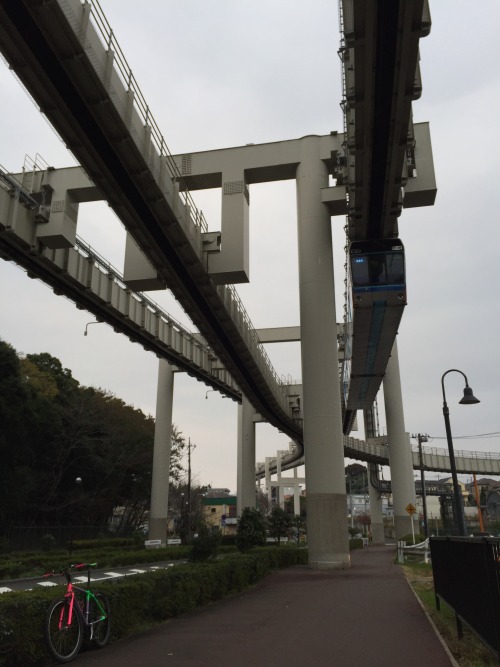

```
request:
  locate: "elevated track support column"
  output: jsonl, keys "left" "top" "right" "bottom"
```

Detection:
{"left": 364, "top": 407, "right": 385, "bottom": 544}
{"left": 265, "top": 458, "right": 273, "bottom": 508}
{"left": 293, "top": 468, "right": 301, "bottom": 516}
{"left": 149, "top": 359, "right": 175, "bottom": 544}
{"left": 276, "top": 452, "right": 285, "bottom": 509}
{"left": 368, "top": 463, "right": 385, "bottom": 544}
{"left": 237, "top": 396, "right": 256, "bottom": 514}
{"left": 383, "top": 340, "right": 418, "bottom": 538}
{"left": 296, "top": 135, "right": 350, "bottom": 569}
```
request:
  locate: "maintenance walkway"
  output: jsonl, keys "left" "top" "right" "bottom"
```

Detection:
{"left": 74, "top": 545, "right": 455, "bottom": 667}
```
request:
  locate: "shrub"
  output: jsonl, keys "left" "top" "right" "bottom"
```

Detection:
{"left": 236, "top": 508, "right": 266, "bottom": 553}
{"left": 267, "top": 507, "right": 292, "bottom": 545}
{"left": 188, "top": 523, "right": 221, "bottom": 562}
{"left": 70, "top": 537, "right": 136, "bottom": 551}
{"left": 349, "top": 538, "right": 364, "bottom": 550}
{"left": 398, "top": 533, "right": 426, "bottom": 545}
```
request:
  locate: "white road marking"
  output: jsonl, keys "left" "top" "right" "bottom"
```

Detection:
{"left": 37, "top": 581, "right": 59, "bottom": 587}
{"left": 88, "top": 572, "right": 124, "bottom": 581}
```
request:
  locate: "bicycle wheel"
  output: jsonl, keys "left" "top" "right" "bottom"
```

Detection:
{"left": 88, "top": 592, "right": 111, "bottom": 648}
{"left": 44, "top": 597, "right": 83, "bottom": 663}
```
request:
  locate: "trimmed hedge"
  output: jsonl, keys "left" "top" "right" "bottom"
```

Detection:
{"left": 70, "top": 537, "right": 138, "bottom": 550}
{"left": 0, "top": 546, "right": 307, "bottom": 667}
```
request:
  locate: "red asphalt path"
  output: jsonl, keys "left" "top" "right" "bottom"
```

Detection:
{"left": 73, "top": 545, "right": 454, "bottom": 667}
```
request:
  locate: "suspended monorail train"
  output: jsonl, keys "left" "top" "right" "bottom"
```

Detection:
{"left": 342, "top": 238, "right": 406, "bottom": 432}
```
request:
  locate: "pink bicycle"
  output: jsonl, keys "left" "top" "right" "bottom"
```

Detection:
{"left": 43, "top": 562, "right": 110, "bottom": 663}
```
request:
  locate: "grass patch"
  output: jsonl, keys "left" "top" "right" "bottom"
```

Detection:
{"left": 403, "top": 561, "right": 497, "bottom": 666}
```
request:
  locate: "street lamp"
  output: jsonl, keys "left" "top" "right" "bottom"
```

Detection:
{"left": 84, "top": 320, "right": 102, "bottom": 336}
{"left": 441, "top": 369, "right": 480, "bottom": 536}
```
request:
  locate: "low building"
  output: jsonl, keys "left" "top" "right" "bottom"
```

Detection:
{"left": 202, "top": 495, "right": 238, "bottom": 535}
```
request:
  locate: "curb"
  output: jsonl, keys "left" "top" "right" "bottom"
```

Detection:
{"left": 405, "top": 577, "right": 459, "bottom": 667}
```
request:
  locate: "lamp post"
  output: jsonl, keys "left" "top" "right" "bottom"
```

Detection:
{"left": 441, "top": 369, "right": 480, "bottom": 536}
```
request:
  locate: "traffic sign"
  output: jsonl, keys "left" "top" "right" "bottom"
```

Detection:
{"left": 406, "top": 503, "right": 416, "bottom": 516}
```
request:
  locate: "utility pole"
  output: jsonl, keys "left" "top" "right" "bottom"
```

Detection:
{"left": 412, "top": 434, "right": 429, "bottom": 537}
{"left": 186, "top": 439, "right": 196, "bottom": 542}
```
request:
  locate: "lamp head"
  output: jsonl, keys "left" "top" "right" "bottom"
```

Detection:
{"left": 459, "top": 385, "right": 480, "bottom": 405}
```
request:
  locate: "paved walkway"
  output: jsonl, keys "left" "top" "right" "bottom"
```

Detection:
{"left": 75, "top": 545, "right": 454, "bottom": 667}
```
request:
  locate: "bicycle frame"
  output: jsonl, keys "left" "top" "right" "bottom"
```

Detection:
{"left": 58, "top": 564, "right": 107, "bottom": 637}
{"left": 45, "top": 561, "right": 110, "bottom": 663}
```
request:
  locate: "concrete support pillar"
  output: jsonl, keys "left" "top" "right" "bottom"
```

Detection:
{"left": 367, "top": 463, "right": 385, "bottom": 544}
{"left": 149, "top": 359, "right": 174, "bottom": 544}
{"left": 296, "top": 135, "right": 350, "bottom": 569}
{"left": 237, "top": 396, "right": 256, "bottom": 514}
{"left": 265, "top": 458, "right": 272, "bottom": 509}
{"left": 363, "top": 407, "right": 385, "bottom": 543}
{"left": 293, "top": 468, "right": 301, "bottom": 516}
{"left": 383, "top": 340, "right": 418, "bottom": 539}
{"left": 276, "top": 453, "right": 284, "bottom": 509}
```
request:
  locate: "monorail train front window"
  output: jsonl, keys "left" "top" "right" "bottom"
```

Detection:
{"left": 351, "top": 252, "right": 404, "bottom": 287}
{"left": 386, "top": 252, "right": 404, "bottom": 285}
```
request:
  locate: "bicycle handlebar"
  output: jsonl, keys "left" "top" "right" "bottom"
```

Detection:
{"left": 72, "top": 562, "right": 97, "bottom": 570}
{"left": 42, "top": 562, "right": 98, "bottom": 578}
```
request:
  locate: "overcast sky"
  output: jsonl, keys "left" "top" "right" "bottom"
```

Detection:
{"left": 1, "top": 1, "right": 499, "bottom": 491}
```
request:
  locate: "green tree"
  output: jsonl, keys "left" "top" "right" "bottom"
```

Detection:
{"left": 236, "top": 508, "right": 266, "bottom": 552}
{"left": 19, "top": 357, "right": 59, "bottom": 399}
{"left": 267, "top": 506, "right": 292, "bottom": 545}
{"left": 0, "top": 341, "right": 62, "bottom": 526}
{"left": 25, "top": 352, "right": 79, "bottom": 398}
{"left": 0, "top": 342, "right": 194, "bottom": 535}
{"left": 345, "top": 463, "right": 367, "bottom": 494}
{"left": 291, "top": 514, "right": 306, "bottom": 542}
{"left": 169, "top": 425, "right": 186, "bottom": 482}
{"left": 256, "top": 489, "right": 269, "bottom": 514}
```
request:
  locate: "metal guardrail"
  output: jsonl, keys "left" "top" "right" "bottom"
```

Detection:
{"left": 397, "top": 538, "right": 430, "bottom": 564}
{"left": 86, "top": 0, "right": 208, "bottom": 233}
{"left": 413, "top": 444, "right": 500, "bottom": 462}
{"left": 83, "top": 0, "right": 290, "bottom": 411}
{"left": 0, "top": 165, "right": 209, "bottom": 352}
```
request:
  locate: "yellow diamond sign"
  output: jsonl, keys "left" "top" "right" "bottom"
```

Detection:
{"left": 406, "top": 503, "right": 416, "bottom": 516}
